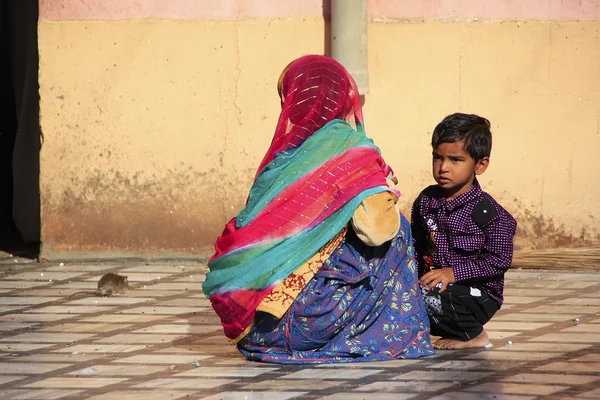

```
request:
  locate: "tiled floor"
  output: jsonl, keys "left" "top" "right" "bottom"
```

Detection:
{"left": 0, "top": 255, "right": 598, "bottom": 400}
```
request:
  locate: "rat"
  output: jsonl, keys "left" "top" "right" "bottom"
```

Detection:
{"left": 68, "top": 273, "right": 129, "bottom": 299}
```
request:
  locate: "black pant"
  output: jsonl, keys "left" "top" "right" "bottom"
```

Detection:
{"left": 422, "top": 284, "right": 498, "bottom": 341}
{"left": 0, "top": 0, "right": 41, "bottom": 244}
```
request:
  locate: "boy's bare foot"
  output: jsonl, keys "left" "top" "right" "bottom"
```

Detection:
{"left": 433, "top": 329, "right": 490, "bottom": 349}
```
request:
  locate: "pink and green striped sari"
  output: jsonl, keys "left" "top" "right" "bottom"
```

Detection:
{"left": 203, "top": 55, "right": 396, "bottom": 341}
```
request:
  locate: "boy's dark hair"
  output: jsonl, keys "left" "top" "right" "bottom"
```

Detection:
{"left": 432, "top": 113, "right": 492, "bottom": 161}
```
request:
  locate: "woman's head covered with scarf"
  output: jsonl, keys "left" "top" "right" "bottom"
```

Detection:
{"left": 256, "top": 55, "right": 366, "bottom": 175}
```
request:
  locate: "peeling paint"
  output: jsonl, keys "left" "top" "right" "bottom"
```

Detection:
{"left": 508, "top": 198, "right": 598, "bottom": 250}
{"left": 41, "top": 167, "right": 252, "bottom": 258}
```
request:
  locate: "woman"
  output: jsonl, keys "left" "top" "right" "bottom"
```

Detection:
{"left": 203, "top": 55, "right": 433, "bottom": 364}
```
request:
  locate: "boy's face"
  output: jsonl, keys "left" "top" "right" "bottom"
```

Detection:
{"left": 432, "top": 141, "right": 489, "bottom": 200}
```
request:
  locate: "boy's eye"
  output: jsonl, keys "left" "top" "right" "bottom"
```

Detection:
{"left": 450, "top": 157, "right": 462, "bottom": 162}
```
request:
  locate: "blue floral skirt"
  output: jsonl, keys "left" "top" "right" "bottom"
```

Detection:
{"left": 237, "top": 215, "right": 434, "bottom": 364}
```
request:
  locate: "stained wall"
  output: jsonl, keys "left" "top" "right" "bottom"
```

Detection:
{"left": 38, "top": 0, "right": 600, "bottom": 258}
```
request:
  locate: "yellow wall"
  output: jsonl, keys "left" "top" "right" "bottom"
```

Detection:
{"left": 38, "top": 19, "right": 600, "bottom": 259}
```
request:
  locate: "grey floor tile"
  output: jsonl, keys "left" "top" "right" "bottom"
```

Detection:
{"left": 175, "top": 366, "right": 279, "bottom": 377}
{"left": 53, "top": 344, "right": 147, "bottom": 353}
{"left": 132, "top": 324, "right": 221, "bottom": 334}
{"left": 0, "top": 376, "right": 27, "bottom": 385}
{"left": 484, "top": 321, "right": 552, "bottom": 330}
{"left": 354, "top": 380, "right": 457, "bottom": 392}
{"left": 86, "top": 390, "right": 198, "bottom": 400}
{"left": 0, "top": 363, "right": 71, "bottom": 374}
{"left": 112, "top": 354, "right": 212, "bottom": 364}
{"left": 0, "top": 322, "right": 40, "bottom": 331}
{"left": 320, "top": 394, "right": 417, "bottom": 400}
{"left": 464, "top": 382, "right": 567, "bottom": 395}
{"left": 0, "top": 306, "right": 29, "bottom": 313}
{"left": 244, "top": 379, "right": 346, "bottom": 390}
{"left": 0, "top": 343, "right": 53, "bottom": 352}
{"left": 80, "top": 314, "right": 169, "bottom": 323}
{"left": 132, "top": 378, "right": 237, "bottom": 389}
{"left": 391, "top": 370, "right": 491, "bottom": 381}
{"left": 20, "top": 377, "right": 129, "bottom": 388}
{"left": 501, "top": 373, "right": 599, "bottom": 385}
{"left": 0, "top": 281, "right": 50, "bottom": 289}
{"left": 553, "top": 298, "right": 600, "bottom": 305}
{"left": 577, "top": 388, "right": 600, "bottom": 398}
{"left": 534, "top": 361, "right": 600, "bottom": 373}
{"left": 487, "top": 331, "right": 521, "bottom": 339}
{"left": 493, "top": 342, "right": 590, "bottom": 352}
{"left": 530, "top": 333, "right": 600, "bottom": 343}
{"left": 39, "top": 323, "right": 132, "bottom": 333}
{"left": 119, "top": 306, "right": 207, "bottom": 314}
{"left": 4, "top": 272, "right": 85, "bottom": 281}
{"left": 0, "top": 389, "right": 85, "bottom": 399}
{"left": 67, "top": 364, "right": 172, "bottom": 376}
{"left": 94, "top": 333, "right": 189, "bottom": 344}
{"left": 0, "top": 314, "right": 76, "bottom": 322}
{"left": 427, "top": 393, "right": 536, "bottom": 400}
{"left": 561, "top": 324, "right": 600, "bottom": 333}
{"left": 15, "top": 354, "right": 105, "bottom": 363}
{"left": 25, "top": 306, "right": 115, "bottom": 314}
{"left": 0, "top": 333, "right": 96, "bottom": 343}
{"left": 0, "top": 297, "right": 60, "bottom": 305}
{"left": 493, "top": 313, "right": 581, "bottom": 322}
{"left": 527, "top": 305, "right": 599, "bottom": 314}
{"left": 0, "top": 264, "right": 598, "bottom": 400}
{"left": 200, "top": 392, "right": 307, "bottom": 400}
{"left": 570, "top": 353, "right": 600, "bottom": 362}
{"left": 283, "top": 368, "right": 382, "bottom": 380}
{"left": 460, "top": 351, "right": 563, "bottom": 361}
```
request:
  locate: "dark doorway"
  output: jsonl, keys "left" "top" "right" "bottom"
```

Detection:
{"left": 0, "top": 0, "right": 41, "bottom": 257}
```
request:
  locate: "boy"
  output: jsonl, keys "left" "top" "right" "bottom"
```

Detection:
{"left": 411, "top": 113, "right": 517, "bottom": 349}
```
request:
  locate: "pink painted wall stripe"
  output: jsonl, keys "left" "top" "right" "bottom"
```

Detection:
{"left": 39, "top": 0, "right": 325, "bottom": 20}
{"left": 40, "top": 0, "right": 600, "bottom": 21}
{"left": 370, "top": 0, "right": 600, "bottom": 21}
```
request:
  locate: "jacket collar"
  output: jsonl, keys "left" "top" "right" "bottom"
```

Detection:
{"left": 429, "top": 179, "right": 482, "bottom": 212}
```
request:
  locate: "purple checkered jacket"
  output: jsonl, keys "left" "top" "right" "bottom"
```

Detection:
{"left": 410, "top": 180, "right": 517, "bottom": 306}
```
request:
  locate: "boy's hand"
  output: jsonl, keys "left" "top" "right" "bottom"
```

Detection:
{"left": 420, "top": 268, "right": 456, "bottom": 292}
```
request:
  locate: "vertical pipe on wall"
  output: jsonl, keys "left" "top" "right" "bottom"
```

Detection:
{"left": 331, "top": 0, "right": 369, "bottom": 94}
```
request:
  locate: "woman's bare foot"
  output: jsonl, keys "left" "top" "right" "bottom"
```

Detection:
{"left": 433, "top": 329, "right": 490, "bottom": 350}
